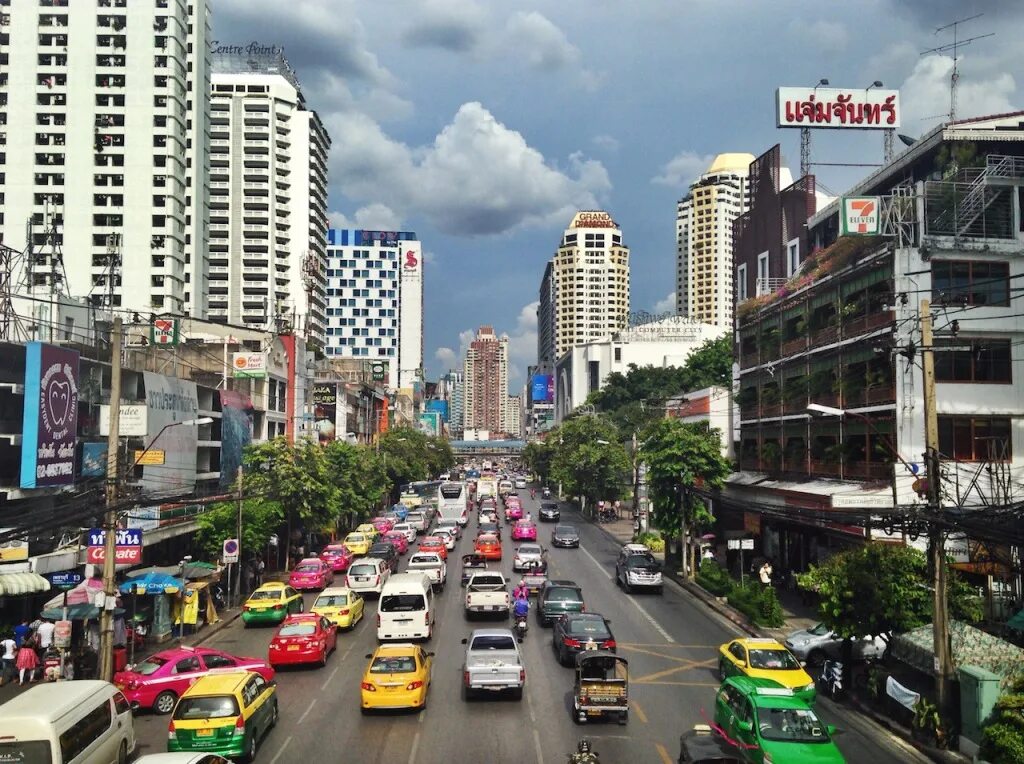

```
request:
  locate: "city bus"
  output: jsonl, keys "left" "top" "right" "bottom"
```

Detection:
{"left": 437, "top": 482, "right": 469, "bottom": 525}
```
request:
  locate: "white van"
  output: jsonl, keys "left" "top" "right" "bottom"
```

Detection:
{"left": 0, "top": 680, "right": 136, "bottom": 764}
{"left": 377, "top": 572, "right": 435, "bottom": 641}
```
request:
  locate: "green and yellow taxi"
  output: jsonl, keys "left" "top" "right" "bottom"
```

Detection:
{"left": 719, "top": 638, "right": 816, "bottom": 704}
{"left": 241, "top": 582, "right": 304, "bottom": 627}
{"left": 714, "top": 676, "right": 846, "bottom": 763}
{"left": 311, "top": 586, "right": 365, "bottom": 630}
{"left": 167, "top": 670, "right": 278, "bottom": 761}
{"left": 343, "top": 532, "right": 373, "bottom": 556}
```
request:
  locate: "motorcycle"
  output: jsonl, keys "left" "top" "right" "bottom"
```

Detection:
{"left": 514, "top": 614, "right": 528, "bottom": 640}
{"left": 568, "top": 740, "right": 599, "bottom": 763}
{"left": 819, "top": 659, "right": 843, "bottom": 700}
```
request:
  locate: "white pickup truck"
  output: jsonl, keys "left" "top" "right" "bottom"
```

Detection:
{"left": 464, "top": 572, "right": 510, "bottom": 619}
{"left": 407, "top": 551, "right": 447, "bottom": 591}
{"left": 461, "top": 628, "right": 525, "bottom": 700}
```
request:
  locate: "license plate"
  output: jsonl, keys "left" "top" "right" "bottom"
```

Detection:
{"left": 196, "top": 729, "right": 215, "bottom": 738}
{"left": 487, "top": 605, "right": 499, "bottom": 611}
{"left": 287, "top": 645, "right": 300, "bottom": 651}
{"left": 587, "top": 710, "right": 601, "bottom": 716}
{"left": 356, "top": 577, "right": 368, "bottom": 582}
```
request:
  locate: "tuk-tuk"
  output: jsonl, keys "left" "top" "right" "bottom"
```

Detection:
{"left": 573, "top": 650, "right": 628, "bottom": 725}
{"left": 461, "top": 553, "right": 488, "bottom": 587}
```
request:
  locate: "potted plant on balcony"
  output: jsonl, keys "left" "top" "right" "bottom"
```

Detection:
{"left": 783, "top": 440, "right": 807, "bottom": 472}
{"left": 760, "top": 383, "right": 781, "bottom": 416}
{"left": 783, "top": 377, "right": 808, "bottom": 412}
{"left": 736, "top": 387, "right": 758, "bottom": 413}
{"left": 761, "top": 441, "right": 782, "bottom": 471}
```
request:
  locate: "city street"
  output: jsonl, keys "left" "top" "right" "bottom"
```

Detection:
{"left": 132, "top": 494, "right": 927, "bottom": 763}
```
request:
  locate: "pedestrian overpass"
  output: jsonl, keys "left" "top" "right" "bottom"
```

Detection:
{"left": 449, "top": 439, "right": 525, "bottom": 460}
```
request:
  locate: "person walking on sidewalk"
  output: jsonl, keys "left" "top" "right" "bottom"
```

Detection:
{"left": 759, "top": 559, "right": 773, "bottom": 587}
{"left": 0, "top": 634, "right": 15, "bottom": 686}
{"left": 16, "top": 641, "right": 39, "bottom": 685}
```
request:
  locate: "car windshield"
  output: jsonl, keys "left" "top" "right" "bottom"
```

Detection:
{"left": 748, "top": 649, "right": 802, "bottom": 670}
{"left": 248, "top": 589, "right": 281, "bottom": 601}
{"left": 278, "top": 622, "right": 317, "bottom": 637}
{"left": 756, "top": 706, "right": 831, "bottom": 743}
{"left": 133, "top": 656, "right": 169, "bottom": 675}
{"left": 567, "top": 618, "right": 610, "bottom": 638}
{"left": 471, "top": 635, "right": 517, "bottom": 651}
{"left": 410, "top": 555, "right": 439, "bottom": 565}
{"left": 370, "top": 545, "right": 392, "bottom": 554}
{"left": 347, "top": 534, "right": 365, "bottom": 543}
{"left": 294, "top": 564, "right": 319, "bottom": 573}
{"left": 626, "top": 555, "right": 660, "bottom": 569}
{"left": 314, "top": 594, "right": 348, "bottom": 607}
{"left": 807, "top": 623, "right": 832, "bottom": 637}
{"left": 518, "top": 545, "right": 542, "bottom": 556}
{"left": 349, "top": 564, "right": 377, "bottom": 576}
{"left": 370, "top": 656, "right": 416, "bottom": 673}
{"left": 323, "top": 547, "right": 347, "bottom": 556}
{"left": 555, "top": 526, "right": 576, "bottom": 535}
{"left": 381, "top": 594, "right": 426, "bottom": 612}
{"left": 174, "top": 695, "right": 240, "bottom": 720}
{"left": 545, "top": 587, "right": 582, "bottom": 602}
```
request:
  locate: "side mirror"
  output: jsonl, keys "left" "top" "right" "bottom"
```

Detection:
{"left": 427, "top": 652, "right": 435, "bottom": 657}
{"left": 460, "top": 638, "right": 468, "bottom": 645}
{"left": 737, "top": 720, "right": 753, "bottom": 733}
{"left": 736, "top": 660, "right": 746, "bottom": 668}
{"left": 827, "top": 724, "right": 841, "bottom": 736}
{"left": 517, "top": 637, "right": 524, "bottom": 644}
{"left": 800, "top": 661, "right": 807, "bottom": 668}
{"left": 364, "top": 653, "right": 373, "bottom": 659}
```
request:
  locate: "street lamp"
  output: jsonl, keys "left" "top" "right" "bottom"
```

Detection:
{"left": 130, "top": 417, "right": 214, "bottom": 469}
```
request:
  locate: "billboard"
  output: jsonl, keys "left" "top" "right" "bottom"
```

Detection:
{"left": 776, "top": 87, "right": 900, "bottom": 129}
{"left": 531, "top": 374, "right": 554, "bottom": 404}
{"left": 417, "top": 411, "right": 440, "bottom": 437}
{"left": 21, "top": 342, "right": 80, "bottom": 489}
{"left": 219, "top": 389, "right": 253, "bottom": 489}
{"left": 426, "top": 399, "right": 449, "bottom": 423}
{"left": 81, "top": 442, "right": 107, "bottom": 478}
{"left": 142, "top": 372, "right": 199, "bottom": 493}
{"left": 232, "top": 352, "right": 267, "bottom": 379}
{"left": 312, "top": 382, "right": 339, "bottom": 445}
{"left": 840, "top": 197, "right": 881, "bottom": 236}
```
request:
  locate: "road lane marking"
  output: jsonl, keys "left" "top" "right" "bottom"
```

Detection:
{"left": 320, "top": 662, "right": 341, "bottom": 690}
{"left": 633, "top": 657, "right": 717, "bottom": 683}
{"left": 296, "top": 698, "right": 316, "bottom": 725}
{"left": 533, "top": 728, "right": 544, "bottom": 764}
{"left": 408, "top": 731, "right": 421, "bottom": 764}
{"left": 525, "top": 682, "right": 537, "bottom": 723}
{"left": 632, "top": 697, "right": 649, "bottom": 724}
{"left": 655, "top": 742, "right": 673, "bottom": 764}
{"left": 270, "top": 736, "right": 293, "bottom": 764}
{"left": 579, "top": 544, "right": 674, "bottom": 643}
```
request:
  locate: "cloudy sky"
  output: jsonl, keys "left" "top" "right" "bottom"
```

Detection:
{"left": 215, "top": 0, "right": 1022, "bottom": 391}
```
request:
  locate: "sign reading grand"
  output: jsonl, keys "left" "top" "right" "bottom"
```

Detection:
{"left": 21, "top": 342, "right": 80, "bottom": 489}
{"left": 571, "top": 211, "right": 617, "bottom": 229}
{"left": 776, "top": 87, "right": 900, "bottom": 129}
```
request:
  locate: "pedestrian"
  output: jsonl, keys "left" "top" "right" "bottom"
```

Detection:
{"left": 759, "top": 559, "right": 773, "bottom": 587}
{"left": 12, "top": 619, "right": 30, "bottom": 648}
{"left": 255, "top": 555, "right": 265, "bottom": 587}
{"left": 35, "top": 619, "right": 54, "bottom": 651}
{"left": 16, "top": 642, "right": 39, "bottom": 685}
{"left": 0, "top": 634, "right": 15, "bottom": 686}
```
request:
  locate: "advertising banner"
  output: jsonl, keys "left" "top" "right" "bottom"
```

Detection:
{"left": 219, "top": 389, "right": 253, "bottom": 489}
{"left": 81, "top": 442, "right": 107, "bottom": 478}
{"left": 312, "top": 382, "right": 339, "bottom": 445}
{"left": 0, "top": 529, "right": 28, "bottom": 562}
{"left": 531, "top": 374, "right": 554, "bottom": 403}
{"left": 21, "top": 342, "right": 80, "bottom": 489}
{"left": 142, "top": 372, "right": 198, "bottom": 493}
{"left": 776, "top": 87, "right": 900, "bottom": 129}
{"left": 99, "top": 404, "right": 148, "bottom": 437}
{"left": 426, "top": 399, "right": 449, "bottom": 423}
{"left": 417, "top": 411, "right": 440, "bottom": 437}
{"left": 86, "top": 528, "right": 143, "bottom": 564}
{"left": 232, "top": 352, "right": 267, "bottom": 379}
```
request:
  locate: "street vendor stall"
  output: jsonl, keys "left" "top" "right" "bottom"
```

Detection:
{"left": 171, "top": 580, "right": 221, "bottom": 638}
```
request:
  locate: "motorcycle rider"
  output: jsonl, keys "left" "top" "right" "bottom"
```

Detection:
{"left": 530, "top": 488, "right": 536, "bottom": 500}
{"left": 513, "top": 579, "right": 529, "bottom": 600}
{"left": 569, "top": 738, "right": 599, "bottom": 764}
{"left": 513, "top": 594, "right": 530, "bottom": 636}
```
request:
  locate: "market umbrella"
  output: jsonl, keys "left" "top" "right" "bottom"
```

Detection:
{"left": 41, "top": 603, "right": 124, "bottom": 620}
{"left": 43, "top": 578, "right": 103, "bottom": 610}
{"left": 182, "top": 561, "right": 217, "bottom": 580}
{"left": 119, "top": 571, "right": 182, "bottom": 595}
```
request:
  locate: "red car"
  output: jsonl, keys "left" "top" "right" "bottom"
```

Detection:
{"left": 418, "top": 535, "right": 449, "bottom": 561}
{"left": 320, "top": 544, "right": 354, "bottom": 573}
{"left": 475, "top": 533, "right": 502, "bottom": 560}
{"left": 371, "top": 516, "right": 395, "bottom": 534}
{"left": 288, "top": 557, "right": 334, "bottom": 591}
{"left": 382, "top": 530, "right": 409, "bottom": 554}
{"left": 113, "top": 645, "right": 274, "bottom": 714}
{"left": 268, "top": 613, "right": 338, "bottom": 668}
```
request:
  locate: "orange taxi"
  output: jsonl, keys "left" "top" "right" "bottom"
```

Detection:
{"left": 474, "top": 533, "right": 502, "bottom": 561}
{"left": 417, "top": 535, "right": 449, "bottom": 561}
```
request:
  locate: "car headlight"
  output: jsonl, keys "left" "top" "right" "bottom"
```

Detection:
{"left": 801, "top": 682, "right": 815, "bottom": 692}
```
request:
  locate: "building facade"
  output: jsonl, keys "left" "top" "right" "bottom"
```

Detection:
{"left": 675, "top": 154, "right": 754, "bottom": 327}
{"left": 1, "top": 0, "right": 212, "bottom": 316}
{"left": 537, "top": 261, "right": 556, "bottom": 370}
{"left": 207, "top": 51, "right": 330, "bottom": 344}
{"left": 504, "top": 395, "right": 522, "bottom": 439}
{"left": 463, "top": 326, "right": 508, "bottom": 435}
{"left": 322, "top": 229, "right": 422, "bottom": 391}
{"left": 438, "top": 370, "right": 464, "bottom": 437}
{"left": 551, "top": 211, "right": 631, "bottom": 359}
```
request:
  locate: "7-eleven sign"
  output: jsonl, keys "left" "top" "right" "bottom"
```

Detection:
{"left": 150, "top": 318, "right": 180, "bottom": 346}
{"left": 841, "top": 196, "right": 881, "bottom": 236}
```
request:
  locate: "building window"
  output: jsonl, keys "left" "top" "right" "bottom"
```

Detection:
{"left": 938, "top": 416, "right": 1012, "bottom": 461}
{"left": 935, "top": 339, "right": 1011, "bottom": 383}
{"left": 614, "top": 347, "right": 621, "bottom": 362}
{"left": 932, "top": 260, "right": 1009, "bottom": 306}
{"left": 786, "top": 238, "right": 800, "bottom": 277}
{"left": 736, "top": 264, "right": 747, "bottom": 302}
{"left": 756, "top": 251, "right": 769, "bottom": 289}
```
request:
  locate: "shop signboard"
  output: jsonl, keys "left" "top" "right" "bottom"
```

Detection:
{"left": 776, "top": 87, "right": 900, "bottom": 129}
{"left": 86, "top": 528, "right": 143, "bottom": 564}
{"left": 312, "top": 382, "right": 339, "bottom": 445}
{"left": 99, "top": 404, "right": 148, "bottom": 437}
{"left": 20, "top": 342, "right": 80, "bottom": 489}
{"left": 142, "top": 372, "right": 198, "bottom": 493}
{"left": 0, "top": 530, "right": 28, "bottom": 562}
{"left": 231, "top": 352, "right": 267, "bottom": 379}
{"left": 840, "top": 197, "right": 881, "bottom": 236}
{"left": 45, "top": 571, "right": 83, "bottom": 588}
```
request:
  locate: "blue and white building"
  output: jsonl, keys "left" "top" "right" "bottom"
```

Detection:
{"left": 324, "top": 229, "right": 424, "bottom": 390}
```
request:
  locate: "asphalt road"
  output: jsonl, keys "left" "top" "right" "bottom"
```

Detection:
{"left": 133, "top": 493, "right": 927, "bottom": 763}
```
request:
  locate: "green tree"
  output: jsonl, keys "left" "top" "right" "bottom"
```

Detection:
{"left": 378, "top": 427, "right": 431, "bottom": 501}
{"left": 522, "top": 438, "right": 556, "bottom": 484}
{"left": 424, "top": 436, "right": 455, "bottom": 477}
{"left": 195, "top": 497, "right": 283, "bottom": 563}
{"left": 678, "top": 336, "right": 732, "bottom": 391}
{"left": 550, "top": 416, "right": 630, "bottom": 515}
{"left": 241, "top": 438, "right": 339, "bottom": 569}
{"left": 640, "top": 418, "right": 731, "bottom": 575}
{"left": 323, "top": 441, "right": 388, "bottom": 526}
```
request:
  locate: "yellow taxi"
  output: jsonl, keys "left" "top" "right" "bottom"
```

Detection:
{"left": 167, "top": 670, "right": 278, "bottom": 760}
{"left": 718, "top": 637, "right": 816, "bottom": 703}
{"left": 343, "top": 532, "right": 372, "bottom": 556}
{"left": 311, "top": 586, "right": 365, "bottom": 630}
{"left": 360, "top": 643, "right": 433, "bottom": 713}
{"left": 355, "top": 523, "right": 380, "bottom": 542}
{"left": 241, "top": 582, "right": 304, "bottom": 627}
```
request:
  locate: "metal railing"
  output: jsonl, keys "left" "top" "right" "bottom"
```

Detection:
{"left": 755, "top": 278, "right": 787, "bottom": 297}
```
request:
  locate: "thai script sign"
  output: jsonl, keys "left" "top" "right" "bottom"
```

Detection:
{"left": 86, "top": 528, "right": 143, "bottom": 564}
{"left": 776, "top": 87, "right": 900, "bottom": 129}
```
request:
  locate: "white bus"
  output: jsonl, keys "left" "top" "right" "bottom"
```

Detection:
{"left": 438, "top": 481, "right": 468, "bottom": 525}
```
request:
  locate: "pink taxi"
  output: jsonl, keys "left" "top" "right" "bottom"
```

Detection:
{"left": 371, "top": 516, "right": 396, "bottom": 534}
{"left": 382, "top": 530, "right": 409, "bottom": 555}
{"left": 319, "top": 544, "right": 354, "bottom": 573}
{"left": 288, "top": 557, "right": 334, "bottom": 591}
{"left": 505, "top": 503, "right": 524, "bottom": 522}
{"left": 511, "top": 519, "right": 537, "bottom": 541}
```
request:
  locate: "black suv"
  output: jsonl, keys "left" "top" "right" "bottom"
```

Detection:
{"left": 367, "top": 542, "right": 400, "bottom": 573}
{"left": 537, "top": 580, "right": 584, "bottom": 626}
{"left": 538, "top": 502, "right": 560, "bottom": 522}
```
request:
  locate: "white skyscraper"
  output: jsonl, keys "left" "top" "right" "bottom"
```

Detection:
{"left": 463, "top": 326, "right": 509, "bottom": 435}
{"left": 675, "top": 153, "right": 753, "bottom": 327}
{"left": 323, "top": 229, "right": 422, "bottom": 390}
{"left": 207, "top": 50, "right": 330, "bottom": 344}
{"left": 0, "top": 0, "right": 212, "bottom": 316}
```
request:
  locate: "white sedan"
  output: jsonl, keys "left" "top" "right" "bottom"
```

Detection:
{"left": 434, "top": 527, "right": 458, "bottom": 551}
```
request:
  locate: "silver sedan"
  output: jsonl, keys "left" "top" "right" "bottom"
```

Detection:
{"left": 784, "top": 622, "right": 887, "bottom": 666}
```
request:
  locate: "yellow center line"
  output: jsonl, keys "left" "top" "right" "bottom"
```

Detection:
{"left": 634, "top": 679, "right": 721, "bottom": 687}
{"left": 655, "top": 743, "right": 673, "bottom": 764}
{"left": 633, "top": 658, "right": 717, "bottom": 683}
{"left": 632, "top": 697, "right": 649, "bottom": 724}
{"left": 618, "top": 642, "right": 719, "bottom": 649}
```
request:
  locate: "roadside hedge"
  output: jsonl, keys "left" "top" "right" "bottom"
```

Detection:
{"left": 696, "top": 560, "right": 785, "bottom": 627}
{"left": 696, "top": 559, "right": 733, "bottom": 596}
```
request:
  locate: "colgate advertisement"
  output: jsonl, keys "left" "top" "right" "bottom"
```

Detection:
{"left": 20, "top": 342, "right": 80, "bottom": 489}
{"left": 86, "top": 528, "right": 143, "bottom": 564}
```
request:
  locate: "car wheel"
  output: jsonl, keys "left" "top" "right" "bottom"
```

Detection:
{"left": 269, "top": 700, "right": 279, "bottom": 728}
{"left": 806, "top": 649, "right": 826, "bottom": 668}
{"left": 244, "top": 733, "right": 258, "bottom": 763}
{"left": 154, "top": 690, "right": 177, "bottom": 715}
{"left": 116, "top": 740, "right": 127, "bottom": 764}
{"left": 319, "top": 649, "right": 328, "bottom": 667}
{"left": 558, "top": 645, "right": 568, "bottom": 666}
{"left": 462, "top": 684, "right": 474, "bottom": 702}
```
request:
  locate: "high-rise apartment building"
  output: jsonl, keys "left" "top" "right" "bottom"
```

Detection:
{"left": 439, "top": 370, "right": 464, "bottom": 436}
{"left": 537, "top": 261, "right": 556, "bottom": 371}
{"left": 207, "top": 51, "right": 330, "bottom": 344}
{"left": 0, "top": 0, "right": 212, "bottom": 315}
{"left": 551, "top": 211, "right": 630, "bottom": 360}
{"left": 463, "top": 326, "right": 508, "bottom": 435}
{"left": 674, "top": 153, "right": 754, "bottom": 327}
{"left": 322, "top": 229, "right": 423, "bottom": 390}
{"left": 504, "top": 394, "right": 522, "bottom": 439}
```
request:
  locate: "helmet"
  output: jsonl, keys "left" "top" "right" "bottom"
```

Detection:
{"left": 519, "top": 579, "right": 526, "bottom": 588}
{"left": 577, "top": 739, "right": 592, "bottom": 753}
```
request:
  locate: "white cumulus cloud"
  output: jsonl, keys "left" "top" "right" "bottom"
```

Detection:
{"left": 653, "top": 291, "right": 676, "bottom": 314}
{"left": 434, "top": 347, "right": 457, "bottom": 368}
{"left": 653, "top": 150, "right": 715, "bottom": 189}
{"left": 900, "top": 54, "right": 1016, "bottom": 128}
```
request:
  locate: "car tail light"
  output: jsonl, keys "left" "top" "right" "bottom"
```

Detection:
{"left": 463, "top": 670, "right": 470, "bottom": 686}
{"left": 339, "top": 608, "right": 350, "bottom": 616}
{"left": 520, "top": 669, "right": 526, "bottom": 683}
{"left": 167, "top": 720, "right": 176, "bottom": 739}
{"left": 361, "top": 682, "right": 376, "bottom": 692}
{"left": 273, "top": 604, "right": 283, "bottom": 610}
{"left": 580, "top": 605, "right": 586, "bottom": 612}
{"left": 406, "top": 680, "right": 424, "bottom": 691}
{"left": 243, "top": 605, "right": 250, "bottom": 612}
{"left": 564, "top": 637, "right": 581, "bottom": 648}
{"left": 603, "top": 640, "right": 616, "bottom": 649}
{"left": 376, "top": 613, "right": 381, "bottom": 628}
{"left": 234, "top": 715, "right": 246, "bottom": 735}
{"left": 424, "top": 610, "right": 429, "bottom": 624}
{"left": 374, "top": 575, "right": 380, "bottom": 586}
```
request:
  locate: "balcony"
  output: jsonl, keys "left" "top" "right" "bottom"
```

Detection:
{"left": 843, "top": 310, "right": 893, "bottom": 339}
{"left": 809, "top": 459, "right": 841, "bottom": 478}
{"left": 843, "top": 461, "right": 892, "bottom": 481}
{"left": 756, "top": 277, "right": 787, "bottom": 297}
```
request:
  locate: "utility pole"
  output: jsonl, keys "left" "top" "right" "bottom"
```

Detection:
{"left": 99, "top": 316, "right": 123, "bottom": 682}
{"left": 921, "top": 299, "right": 952, "bottom": 715}
{"left": 236, "top": 464, "right": 244, "bottom": 607}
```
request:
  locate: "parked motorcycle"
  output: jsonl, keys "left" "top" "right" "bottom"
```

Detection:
{"left": 819, "top": 659, "right": 843, "bottom": 700}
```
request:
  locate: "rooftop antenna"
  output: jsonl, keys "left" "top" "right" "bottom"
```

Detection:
{"left": 921, "top": 14, "right": 994, "bottom": 123}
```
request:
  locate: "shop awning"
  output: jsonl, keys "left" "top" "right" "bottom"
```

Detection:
{"left": 0, "top": 572, "right": 51, "bottom": 596}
